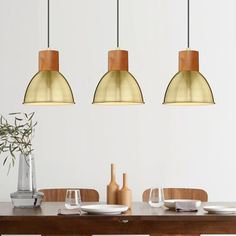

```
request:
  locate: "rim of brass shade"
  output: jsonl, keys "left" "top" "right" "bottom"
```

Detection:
{"left": 163, "top": 50, "right": 215, "bottom": 105}
{"left": 23, "top": 70, "right": 75, "bottom": 105}
{"left": 163, "top": 70, "right": 215, "bottom": 105}
{"left": 23, "top": 50, "right": 75, "bottom": 105}
{"left": 93, "top": 70, "right": 144, "bottom": 105}
{"left": 93, "top": 49, "right": 144, "bottom": 105}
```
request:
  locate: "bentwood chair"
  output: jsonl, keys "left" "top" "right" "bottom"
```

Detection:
{"left": 143, "top": 188, "right": 208, "bottom": 236}
{"left": 39, "top": 188, "right": 99, "bottom": 202}
{"left": 39, "top": 188, "right": 100, "bottom": 236}
{"left": 143, "top": 188, "right": 208, "bottom": 202}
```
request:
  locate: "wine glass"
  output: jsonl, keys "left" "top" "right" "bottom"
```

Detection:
{"left": 65, "top": 189, "right": 81, "bottom": 209}
{"left": 148, "top": 188, "right": 164, "bottom": 207}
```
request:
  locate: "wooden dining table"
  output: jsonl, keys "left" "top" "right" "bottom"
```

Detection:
{"left": 1, "top": 202, "right": 236, "bottom": 235}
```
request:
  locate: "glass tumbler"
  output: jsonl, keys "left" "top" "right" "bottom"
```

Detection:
{"left": 65, "top": 189, "right": 81, "bottom": 209}
{"left": 148, "top": 188, "right": 164, "bottom": 207}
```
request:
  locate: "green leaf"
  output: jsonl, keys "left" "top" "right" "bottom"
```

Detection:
{"left": 9, "top": 144, "right": 15, "bottom": 158}
{"left": 28, "top": 112, "right": 35, "bottom": 121}
{"left": 15, "top": 118, "right": 23, "bottom": 121}
{"left": 12, "top": 157, "right": 15, "bottom": 167}
{"left": 11, "top": 146, "right": 18, "bottom": 152}
{"left": 3, "top": 156, "right": 8, "bottom": 165}
{"left": 9, "top": 112, "right": 21, "bottom": 115}
{"left": 7, "top": 162, "right": 11, "bottom": 175}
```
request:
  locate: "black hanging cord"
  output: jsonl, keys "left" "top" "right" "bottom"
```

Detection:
{"left": 47, "top": 0, "right": 50, "bottom": 48}
{"left": 187, "top": 0, "right": 190, "bottom": 48}
{"left": 117, "top": 0, "right": 120, "bottom": 48}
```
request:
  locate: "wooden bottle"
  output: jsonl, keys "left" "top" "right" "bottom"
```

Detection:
{"left": 117, "top": 173, "right": 132, "bottom": 209}
{"left": 107, "top": 164, "right": 119, "bottom": 204}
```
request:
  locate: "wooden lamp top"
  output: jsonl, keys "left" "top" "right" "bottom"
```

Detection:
{"left": 179, "top": 50, "right": 199, "bottom": 71}
{"left": 39, "top": 50, "right": 59, "bottom": 71}
{"left": 108, "top": 49, "right": 129, "bottom": 71}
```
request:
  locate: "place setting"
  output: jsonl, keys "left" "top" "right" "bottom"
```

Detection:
{"left": 58, "top": 189, "right": 128, "bottom": 216}
{"left": 148, "top": 188, "right": 236, "bottom": 215}
{"left": 58, "top": 190, "right": 82, "bottom": 215}
{"left": 148, "top": 187, "right": 202, "bottom": 212}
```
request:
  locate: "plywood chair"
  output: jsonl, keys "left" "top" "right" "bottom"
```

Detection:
{"left": 143, "top": 188, "right": 208, "bottom": 236}
{"left": 39, "top": 188, "right": 99, "bottom": 236}
{"left": 143, "top": 188, "right": 208, "bottom": 202}
{"left": 39, "top": 188, "right": 99, "bottom": 202}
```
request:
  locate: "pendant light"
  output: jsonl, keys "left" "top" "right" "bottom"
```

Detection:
{"left": 23, "top": 0, "right": 75, "bottom": 105}
{"left": 92, "top": 0, "right": 144, "bottom": 105}
{"left": 163, "top": 0, "right": 215, "bottom": 105}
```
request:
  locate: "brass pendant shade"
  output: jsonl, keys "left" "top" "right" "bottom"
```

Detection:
{"left": 23, "top": 50, "right": 75, "bottom": 105}
{"left": 163, "top": 50, "right": 215, "bottom": 105}
{"left": 92, "top": 49, "right": 144, "bottom": 105}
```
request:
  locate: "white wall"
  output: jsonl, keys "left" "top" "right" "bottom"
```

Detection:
{"left": 0, "top": 0, "right": 236, "bottom": 202}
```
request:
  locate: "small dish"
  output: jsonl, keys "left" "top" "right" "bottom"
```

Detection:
{"left": 164, "top": 199, "right": 201, "bottom": 210}
{"left": 81, "top": 204, "right": 128, "bottom": 215}
{"left": 203, "top": 206, "right": 236, "bottom": 214}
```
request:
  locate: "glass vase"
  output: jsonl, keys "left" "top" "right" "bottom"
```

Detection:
{"left": 10, "top": 154, "right": 44, "bottom": 208}
{"left": 17, "top": 154, "right": 36, "bottom": 192}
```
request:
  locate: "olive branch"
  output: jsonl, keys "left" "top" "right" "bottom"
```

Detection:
{"left": 0, "top": 112, "right": 37, "bottom": 174}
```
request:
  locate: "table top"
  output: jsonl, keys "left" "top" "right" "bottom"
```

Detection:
{"left": 0, "top": 201, "right": 236, "bottom": 218}
{"left": 1, "top": 202, "right": 236, "bottom": 234}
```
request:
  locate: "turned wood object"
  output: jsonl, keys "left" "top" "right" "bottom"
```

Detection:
{"left": 117, "top": 173, "right": 132, "bottom": 209}
{"left": 108, "top": 50, "right": 128, "bottom": 71}
{"left": 179, "top": 50, "right": 199, "bottom": 71}
{"left": 107, "top": 163, "right": 119, "bottom": 204}
{"left": 39, "top": 50, "right": 59, "bottom": 71}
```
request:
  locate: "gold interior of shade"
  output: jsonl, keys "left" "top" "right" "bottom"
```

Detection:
{"left": 92, "top": 71, "right": 144, "bottom": 105}
{"left": 163, "top": 71, "right": 215, "bottom": 105}
{"left": 23, "top": 71, "right": 75, "bottom": 105}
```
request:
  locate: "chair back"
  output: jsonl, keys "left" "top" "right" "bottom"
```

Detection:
{"left": 39, "top": 188, "right": 99, "bottom": 202}
{"left": 142, "top": 188, "right": 208, "bottom": 202}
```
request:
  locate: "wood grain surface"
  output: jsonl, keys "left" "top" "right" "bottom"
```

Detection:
{"left": 143, "top": 188, "right": 208, "bottom": 202}
{"left": 39, "top": 50, "right": 59, "bottom": 71}
{"left": 39, "top": 188, "right": 99, "bottom": 202}
{"left": 1, "top": 202, "right": 236, "bottom": 234}
{"left": 108, "top": 50, "right": 128, "bottom": 71}
{"left": 179, "top": 50, "right": 199, "bottom": 71}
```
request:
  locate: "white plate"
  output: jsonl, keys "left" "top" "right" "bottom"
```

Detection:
{"left": 203, "top": 206, "right": 236, "bottom": 214}
{"left": 81, "top": 204, "right": 128, "bottom": 215}
{"left": 164, "top": 199, "right": 201, "bottom": 210}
